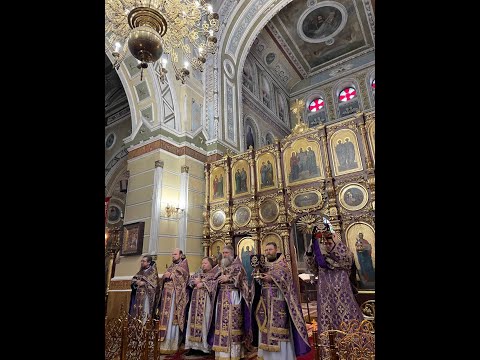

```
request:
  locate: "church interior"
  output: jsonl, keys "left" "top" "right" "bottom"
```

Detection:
{"left": 105, "top": 0, "right": 375, "bottom": 358}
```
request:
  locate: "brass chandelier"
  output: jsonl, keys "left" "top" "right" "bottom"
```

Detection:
{"left": 105, "top": 0, "right": 219, "bottom": 83}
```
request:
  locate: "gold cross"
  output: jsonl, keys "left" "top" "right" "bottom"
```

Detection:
{"left": 290, "top": 98, "right": 305, "bottom": 126}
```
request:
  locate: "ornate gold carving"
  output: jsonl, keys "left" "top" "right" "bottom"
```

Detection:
{"left": 290, "top": 187, "right": 325, "bottom": 214}
{"left": 335, "top": 175, "right": 367, "bottom": 188}
{"left": 355, "top": 72, "right": 370, "bottom": 109}
{"left": 341, "top": 213, "right": 374, "bottom": 229}
{"left": 297, "top": 214, "right": 323, "bottom": 234}
{"left": 358, "top": 120, "right": 373, "bottom": 170}
{"left": 324, "top": 85, "right": 335, "bottom": 121}
{"left": 325, "top": 117, "right": 357, "bottom": 138}
{"left": 290, "top": 98, "right": 305, "bottom": 124}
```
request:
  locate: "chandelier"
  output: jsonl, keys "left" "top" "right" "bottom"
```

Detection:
{"left": 105, "top": 0, "right": 219, "bottom": 83}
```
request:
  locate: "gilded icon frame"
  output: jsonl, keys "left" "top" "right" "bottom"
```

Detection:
{"left": 338, "top": 183, "right": 368, "bottom": 211}
{"left": 210, "top": 209, "right": 226, "bottom": 230}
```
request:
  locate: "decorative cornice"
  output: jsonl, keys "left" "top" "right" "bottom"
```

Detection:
{"left": 309, "top": 48, "right": 375, "bottom": 76}
{"left": 266, "top": 22, "right": 308, "bottom": 79}
{"left": 106, "top": 106, "right": 130, "bottom": 127}
{"left": 207, "top": 154, "right": 223, "bottom": 163}
{"left": 290, "top": 62, "right": 375, "bottom": 98}
{"left": 128, "top": 139, "right": 207, "bottom": 163}
{"left": 363, "top": 0, "right": 375, "bottom": 44}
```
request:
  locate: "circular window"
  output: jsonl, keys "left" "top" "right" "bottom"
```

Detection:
{"left": 105, "top": 133, "right": 116, "bottom": 149}
{"left": 309, "top": 98, "right": 324, "bottom": 112}
{"left": 339, "top": 87, "right": 356, "bottom": 102}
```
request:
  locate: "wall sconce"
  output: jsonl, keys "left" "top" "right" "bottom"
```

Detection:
{"left": 165, "top": 203, "right": 184, "bottom": 218}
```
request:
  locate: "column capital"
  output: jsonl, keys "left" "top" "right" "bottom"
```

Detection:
{"left": 181, "top": 165, "right": 189, "bottom": 173}
{"left": 155, "top": 160, "right": 164, "bottom": 168}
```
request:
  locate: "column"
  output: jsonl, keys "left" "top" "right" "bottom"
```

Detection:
{"left": 148, "top": 160, "right": 164, "bottom": 255}
{"left": 178, "top": 165, "right": 189, "bottom": 251}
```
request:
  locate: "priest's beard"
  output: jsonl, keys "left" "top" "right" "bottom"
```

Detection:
{"left": 221, "top": 256, "right": 233, "bottom": 269}
{"left": 266, "top": 253, "right": 277, "bottom": 262}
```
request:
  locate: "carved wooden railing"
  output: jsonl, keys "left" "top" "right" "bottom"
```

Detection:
{"left": 105, "top": 309, "right": 160, "bottom": 360}
{"left": 312, "top": 319, "right": 375, "bottom": 360}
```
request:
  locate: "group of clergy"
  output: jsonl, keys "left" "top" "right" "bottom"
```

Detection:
{"left": 129, "top": 224, "right": 364, "bottom": 359}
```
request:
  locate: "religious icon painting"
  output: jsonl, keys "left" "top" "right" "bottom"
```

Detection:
{"left": 256, "top": 152, "right": 278, "bottom": 191}
{"left": 329, "top": 129, "right": 363, "bottom": 176}
{"left": 120, "top": 222, "right": 145, "bottom": 256}
{"left": 237, "top": 237, "right": 256, "bottom": 284}
{"left": 291, "top": 189, "right": 323, "bottom": 211}
{"left": 233, "top": 205, "right": 251, "bottom": 227}
{"left": 232, "top": 159, "right": 250, "bottom": 197}
{"left": 283, "top": 138, "right": 323, "bottom": 186}
{"left": 346, "top": 222, "right": 375, "bottom": 290}
{"left": 210, "top": 210, "right": 226, "bottom": 231}
{"left": 259, "top": 199, "right": 279, "bottom": 223}
{"left": 210, "top": 240, "right": 226, "bottom": 261}
{"left": 338, "top": 183, "right": 368, "bottom": 211}
{"left": 210, "top": 166, "right": 227, "bottom": 202}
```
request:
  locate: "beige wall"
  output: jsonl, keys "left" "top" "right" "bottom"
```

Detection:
{"left": 115, "top": 149, "right": 205, "bottom": 277}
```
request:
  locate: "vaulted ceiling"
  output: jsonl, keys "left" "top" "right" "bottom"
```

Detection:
{"left": 249, "top": 0, "right": 375, "bottom": 92}
{"left": 105, "top": 54, "right": 129, "bottom": 127}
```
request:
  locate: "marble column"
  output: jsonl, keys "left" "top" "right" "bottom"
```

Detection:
{"left": 148, "top": 160, "right": 164, "bottom": 255}
{"left": 178, "top": 165, "right": 189, "bottom": 251}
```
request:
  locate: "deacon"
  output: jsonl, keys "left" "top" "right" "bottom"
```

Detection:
{"left": 156, "top": 248, "right": 190, "bottom": 354}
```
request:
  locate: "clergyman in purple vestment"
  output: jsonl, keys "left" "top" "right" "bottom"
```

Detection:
{"left": 185, "top": 257, "right": 220, "bottom": 354}
{"left": 129, "top": 255, "right": 159, "bottom": 325}
{"left": 253, "top": 242, "right": 311, "bottom": 359}
{"left": 211, "top": 244, "right": 253, "bottom": 360}
{"left": 155, "top": 248, "right": 190, "bottom": 355}
{"left": 305, "top": 226, "right": 363, "bottom": 334}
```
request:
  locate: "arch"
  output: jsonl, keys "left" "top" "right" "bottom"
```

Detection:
{"left": 105, "top": 48, "right": 138, "bottom": 138}
{"left": 260, "top": 72, "right": 273, "bottom": 110}
{"left": 212, "top": 0, "right": 294, "bottom": 152}
{"left": 305, "top": 91, "right": 328, "bottom": 127}
{"left": 265, "top": 132, "right": 275, "bottom": 145}
{"left": 105, "top": 41, "right": 181, "bottom": 142}
{"left": 244, "top": 117, "right": 260, "bottom": 150}
{"left": 276, "top": 92, "right": 289, "bottom": 125}
{"left": 333, "top": 78, "right": 363, "bottom": 119}
{"left": 242, "top": 56, "right": 256, "bottom": 94}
